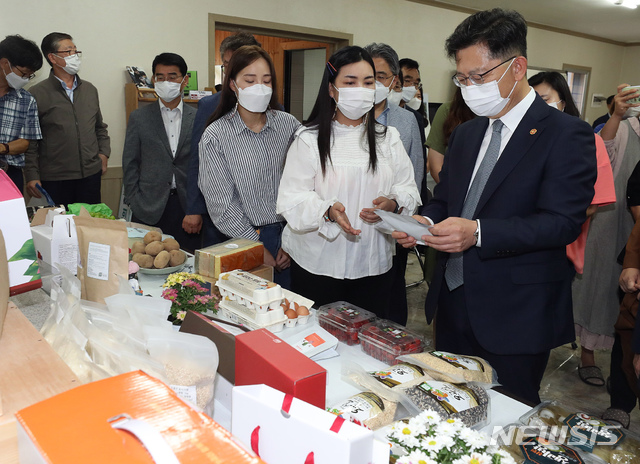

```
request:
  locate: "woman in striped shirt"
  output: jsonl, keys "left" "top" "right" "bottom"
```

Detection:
{"left": 277, "top": 46, "right": 421, "bottom": 316}
{"left": 198, "top": 45, "right": 300, "bottom": 288}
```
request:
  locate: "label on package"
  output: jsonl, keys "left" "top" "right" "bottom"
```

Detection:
{"left": 336, "top": 306, "right": 361, "bottom": 318}
{"left": 382, "top": 327, "right": 407, "bottom": 339}
{"left": 170, "top": 384, "right": 197, "bottom": 405}
{"left": 86, "top": 242, "right": 110, "bottom": 280}
{"left": 370, "top": 362, "right": 424, "bottom": 387}
{"left": 295, "top": 333, "right": 326, "bottom": 353}
{"left": 564, "top": 412, "right": 625, "bottom": 452}
{"left": 520, "top": 437, "right": 584, "bottom": 464}
{"left": 429, "top": 351, "right": 485, "bottom": 372}
{"left": 417, "top": 381, "right": 478, "bottom": 415}
{"left": 327, "top": 392, "right": 384, "bottom": 425}
{"left": 57, "top": 243, "right": 78, "bottom": 271}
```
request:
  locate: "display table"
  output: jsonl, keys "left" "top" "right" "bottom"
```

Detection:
{"left": 0, "top": 303, "right": 79, "bottom": 464}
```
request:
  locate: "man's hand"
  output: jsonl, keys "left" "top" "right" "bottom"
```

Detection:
{"left": 360, "top": 196, "right": 397, "bottom": 224}
{"left": 275, "top": 248, "right": 291, "bottom": 272}
{"left": 423, "top": 217, "right": 477, "bottom": 253}
{"left": 330, "top": 202, "right": 361, "bottom": 236}
{"left": 634, "top": 353, "right": 640, "bottom": 378}
{"left": 99, "top": 154, "right": 108, "bottom": 175}
{"left": 620, "top": 268, "right": 640, "bottom": 293}
{"left": 182, "top": 214, "right": 202, "bottom": 234}
{"left": 391, "top": 215, "right": 432, "bottom": 248}
{"left": 264, "top": 247, "right": 277, "bottom": 268}
{"left": 27, "top": 180, "right": 42, "bottom": 198}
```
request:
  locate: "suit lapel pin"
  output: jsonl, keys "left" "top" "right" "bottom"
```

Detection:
{"left": 530, "top": 129, "right": 537, "bottom": 135}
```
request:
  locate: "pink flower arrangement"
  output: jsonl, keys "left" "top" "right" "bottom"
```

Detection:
{"left": 161, "top": 272, "right": 219, "bottom": 322}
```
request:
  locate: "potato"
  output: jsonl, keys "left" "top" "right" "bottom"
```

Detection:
{"left": 133, "top": 254, "right": 154, "bottom": 269}
{"left": 131, "top": 241, "right": 146, "bottom": 255}
{"left": 145, "top": 241, "right": 164, "bottom": 256}
{"left": 143, "top": 230, "right": 162, "bottom": 244}
{"left": 132, "top": 252, "right": 145, "bottom": 261}
{"left": 163, "top": 238, "right": 180, "bottom": 252}
{"left": 169, "top": 249, "right": 186, "bottom": 267}
{"left": 154, "top": 250, "right": 170, "bottom": 269}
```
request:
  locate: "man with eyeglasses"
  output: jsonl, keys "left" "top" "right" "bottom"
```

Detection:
{"left": 364, "top": 42, "right": 423, "bottom": 326}
{"left": 122, "top": 53, "right": 201, "bottom": 253}
{"left": 0, "top": 35, "right": 43, "bottom": 194}
{"left": 393, "top": 8, "right": 596, "bottom": 404}
{"left": 24, "top": 32, "right": 110, "bottom": 206}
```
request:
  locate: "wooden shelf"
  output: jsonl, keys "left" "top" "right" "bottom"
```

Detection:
{"left": 124, "top": 83, "right": 199, "bottom": 123}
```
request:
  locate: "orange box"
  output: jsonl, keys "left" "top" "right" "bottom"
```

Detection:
{"left": 15, "top": 370, "right": 265, "bottom": 464}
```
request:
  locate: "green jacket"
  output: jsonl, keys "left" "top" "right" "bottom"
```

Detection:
{"left": 24, "top": 71, "right": 110, "bottom": 182}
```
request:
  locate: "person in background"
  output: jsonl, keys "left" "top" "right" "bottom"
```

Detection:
{"left": 426, "top": 87, "right": 475, "bottom": 185}
{"left": 572, "top": 82, "right": 640, "bottom": 390}
{"left": 0, "top": 35, "right": 43, "bottom": 194}
{"left": 186, "top": 32, "right": 261, "bottom": 247}
{"left": 393, "top": 8, "right": 596, "bottom": 404}
{"left": 364, "top": 42, "right": 423, "bottom": 325}
{"left": 25, "top": 32, "right": 110, "bottom": 205}
{"left": 122, "top": 53, "right": 201, "bottom": 252}
{"left": 592, "top": 94, "right": 615, "bottom": 129}
{"left": 277, "top": 46, "right": 420, "bottom": 316}
{"left": 198, "top": 45, "right": 299, "bottom": 288}
{"left": 529, "top": 71, "right": 616, "bottom": 387}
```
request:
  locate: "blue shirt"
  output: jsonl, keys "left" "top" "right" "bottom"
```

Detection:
{"left": 0, "top": 88, "right": 42, "bottom": 167}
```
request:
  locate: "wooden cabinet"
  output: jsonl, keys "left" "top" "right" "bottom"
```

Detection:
{"left": 124, "top": 83, "right": 199, "bottom": 124}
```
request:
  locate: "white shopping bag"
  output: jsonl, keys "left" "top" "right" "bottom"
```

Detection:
{"left": 232, "top": 384, "right": 389, "bottom": 464}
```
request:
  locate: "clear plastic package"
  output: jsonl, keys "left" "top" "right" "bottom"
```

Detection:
{"left": 326, "top": 391, "right": 398, "bottom": 431}
{"left": 317, "top": 301, "right": 377, "bottom": 345}
{"left": 398, "top": 350, "right": 498, "bottom": 386}
{"left": 216, "top": 270, "right": 283, "bottom": 312}
{"left": 358, "top": 319, "right": 424, "bottom": 364}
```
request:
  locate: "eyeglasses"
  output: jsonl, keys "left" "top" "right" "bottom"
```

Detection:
{"left": 10, "top": 63, "right": 36, "bottom": 80}
{"left": 452, "top": 56, "right": 516, "bottom": 87}
{"left": 55, "top": 50, "right": 82, "bottom": 58}
{"left": 154, "top": 73, "right": 184, "bottom": 83}
{"left": 376, "top": 73, "right": 395, "bottom": 83}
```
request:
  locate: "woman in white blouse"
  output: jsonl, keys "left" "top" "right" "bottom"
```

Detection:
{"left": 276, "top": 46, "right": 421, "bottom": 316}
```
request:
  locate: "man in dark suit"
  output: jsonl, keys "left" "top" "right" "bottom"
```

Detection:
{"left": 122, "top": 52, "right": 201, "bottom": 252}
{"left": 393, "top": 8, "right": 597, "bottom": 404}
{"left": 185, "top": 32, "right": 260, "bottom": 247}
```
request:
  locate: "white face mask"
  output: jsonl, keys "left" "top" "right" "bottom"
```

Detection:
{"left": 547, "top": 101, "right": 563, "bottom": 111}
{"left": 332, "top": 85, "right": 375, "bottom": 121}
{"left": 387, "top": 90, "right": 403, "bottom": 106}
{"left": 155, "top": 80, "right": 183, "bottom": 102}
{"left": 401, "top": 85, "right": 417, "bottom": 102}
{"left": 460, "top": 58, "right": 517, "bottom": 117}
{"left": 56, "top": 53, "right": 81, "bottom": 75}
{"left": 235, "top": 82, "right": 272, "bottom": 113}
{"left": 3, "top": 63, "right": 29, "bottom": 90}
{"left": 624, "top": 106, "right": 640, "bottom": 120}
{"left": 406, "top": 97, "right": 423, "bottom": 111}
{"left": 374, "top": 79, "right": 394, "bottom": 105}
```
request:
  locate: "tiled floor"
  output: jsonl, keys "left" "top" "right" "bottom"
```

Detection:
{"left": 403, "top": 252, "right": 640, "bottom": 434}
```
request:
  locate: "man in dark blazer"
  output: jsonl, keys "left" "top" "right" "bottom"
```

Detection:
{"left": 122, "top": 52, "right": 201, "bottom": 252}
{"left": 393, "top": 8, "right": 597, "bottom": 404}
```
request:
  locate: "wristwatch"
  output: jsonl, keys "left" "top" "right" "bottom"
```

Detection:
{"left": 473, "top": 219, "right": 480, "bottom": 245}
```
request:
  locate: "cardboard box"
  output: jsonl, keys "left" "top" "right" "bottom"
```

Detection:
{"left": 248, "top": 264, "right": 273, "bottom": 281}
{"left": 232, "top": 384, "right": 389, "bottom": 464}
{"left": 195, "top": 238, "right": 264, "bottom": 278}
{"left": 31, "top": 211, "right": 78, "bottom": 275}
{"left": 0, "top": 171, "right": 41, "bottom": 295}
{"left": 180, "top": 311, "right": 249, "bottom": 384}
{"left": 15, "top": 370, "right": 265, "bottom": 464}
{"left": 235, "top": 329, "right": 327, "bottom": 409}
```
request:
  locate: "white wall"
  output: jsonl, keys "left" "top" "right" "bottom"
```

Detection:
{"left": 0, "top": 0, "right": 630, "bottom": 166}
{"left": 621, "top": 45, "right": 640, "bottom": 86}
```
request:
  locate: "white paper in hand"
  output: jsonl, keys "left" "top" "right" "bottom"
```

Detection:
{"left": 375, "top": 209, "right": 433, "bottom": 245}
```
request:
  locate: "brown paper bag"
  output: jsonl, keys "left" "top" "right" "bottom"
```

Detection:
{"left": 0, "top": 230, "right": 9, "bottom": 338}
{"left": 73, "top": 216, "right": 128, "bottom": 304}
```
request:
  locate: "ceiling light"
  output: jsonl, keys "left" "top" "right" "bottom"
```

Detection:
{"left": 609, "top": 0, "right": 639, "bottom": 8}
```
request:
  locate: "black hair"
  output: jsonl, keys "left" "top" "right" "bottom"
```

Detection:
{"left": 220, "top": 32, "right": 261, "bottom": 57}
{"left": 208, "top": 45, "right": 279, "bottom": 125}
{"left": 305, "top": 46, "right": 385, "bottom": 176}
{"left": 528, "top": 71, "right": 580, "bottom": 118}
{"left": 0, "top": 35, "right": 43, "bottom": 71}
{"left": 445, "top": 8, "right": 527, "bottom": 60}
{"left": 152, "top": 52, "right": 187, "bottom": 77}
{"left": 399, "top": 58, "right": 419, "bottom": 71}
{"left": 41, "top": 32, "right": 73, "bottom": 67}
{"left": 607, "top": 94, "right": 615, "bottom": 106}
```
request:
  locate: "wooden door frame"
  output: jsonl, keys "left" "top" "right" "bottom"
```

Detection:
{"left": 208, "top": 14, "right": 352, "bottom": 88}
{"left": 276, "top": 41, "right": 332, "bottom": 107}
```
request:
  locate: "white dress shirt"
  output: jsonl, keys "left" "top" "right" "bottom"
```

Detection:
{"left": 159, "top": 99, "right": 183, "bottom": 188}
{"left": 277, "top": 122, "right": 421, "bottom": 279}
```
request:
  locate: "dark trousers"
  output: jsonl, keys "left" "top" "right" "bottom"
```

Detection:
{"left": 6, "top": 166, "right": 23, "bottom": 194}
{"left": 132, "top": 191, "right": 201, "bottom": 254}
{"left": 201, "top": 214, "right": 228, "bottom": 248}
{"left": 41, "top": 170, "right": 101, "bottom": 206}
{"left": 386, "top": 244, "right": 408, "bottom": 325}
{"left": 290, "top": 260, "right": 393, "bottom": 317}
{"left": 435, "top": 285, "right": 550, "bottom": 405}
{"left": 257, "top": 222, "right": 290, "bottom": 289}
{"left": 610, "top": 332, "right": 638, "bottom": 412}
